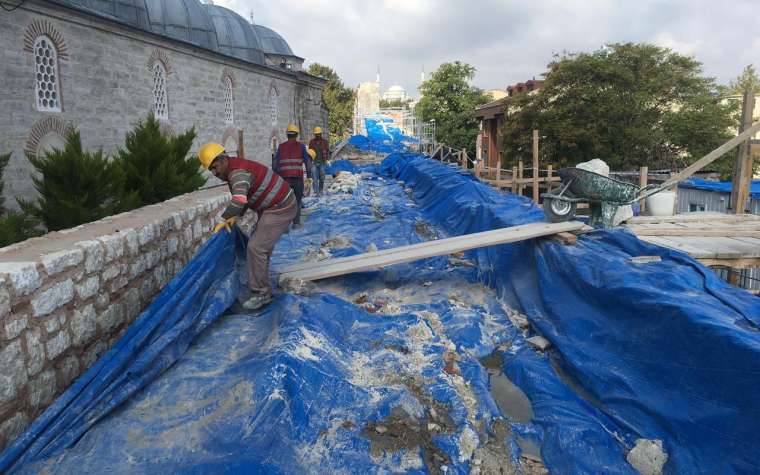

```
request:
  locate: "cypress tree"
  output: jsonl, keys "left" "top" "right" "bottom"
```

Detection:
{"left": 117, "top": 113, "right": 205, "bottom": 206}
{"left": 19, "top": 131, "right": 139, "bottom": 231}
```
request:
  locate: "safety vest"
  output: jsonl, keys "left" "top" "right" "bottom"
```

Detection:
{"left": 227, "top": 157, "right": 291, "bottom": 211}
{"left": 276, "top": 140, "right": 305, "bottom": 178}
{"left": 309, "top": 138, "right": 329, "bottom": 163}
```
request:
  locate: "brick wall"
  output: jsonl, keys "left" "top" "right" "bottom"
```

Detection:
{"left": 0, "top": 188, "right": 229, "bottom": 449}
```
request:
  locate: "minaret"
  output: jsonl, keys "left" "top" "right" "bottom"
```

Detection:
{"left": 249, "top": 11, "right": 254, "bottom": 24}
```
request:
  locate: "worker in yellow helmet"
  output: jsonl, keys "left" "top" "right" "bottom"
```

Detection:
{"left": 272, "top": 124, "right": 312, "bottom": 228}
{"left": 198, "top": 142, "right": 296, "bottom": 311}
{"left": 308, "top": 126, "right": 330, "bottom": 196}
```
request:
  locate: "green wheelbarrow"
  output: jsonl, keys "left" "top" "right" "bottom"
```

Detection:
{"left": 541, "top": 167, "right": 662, "bottom": 229}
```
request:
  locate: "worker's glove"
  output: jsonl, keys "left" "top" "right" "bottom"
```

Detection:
{"left": 213, "top": 216, "right": 237, "bottom": 234}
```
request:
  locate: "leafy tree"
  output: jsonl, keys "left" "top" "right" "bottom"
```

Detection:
{"left": 726, "top": 64, "right": 760, "bottom": 95}
{"left": 416, "top": 61, "right": 490, "bottom": 156}
{"left": 116, "top": 113, "right": 205, "bottom": 206}
{"left": 501, "top": 43, "right": 737, "bottom": 171}
{"left": 307, "top": 63, "right": 356, "bottom": 143}
{"left": 18, "top": 131, "right": 137, "bottom": 231}
{"left": 0, "top": 152, "right": 42, "bottom": 246}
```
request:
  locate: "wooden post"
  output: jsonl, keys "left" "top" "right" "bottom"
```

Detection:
{"left": 546, "top": 165, "right": 553, "bottom": 195}
{"left": 639, "top": 166, "right": 648, "bottom": 214}
{"left": 518, "top": 160, "right": 524, "bottom": 196}
{"left": 511, "top": 166, "right": 518, "bottom": 193}
{"left": 238, "top": 129, "right": 245, "bottom": 158}
{"left": 496, "top": 158, "right": 501, "bottom": 183}
{"left": 730, "top": 91, "right": 756, "bottom": 214}
{"left": 461, "top": 148, "right": 467, "bottom": 169}
{"left": 532, "top": 130, "right": 540, "bottom": 202}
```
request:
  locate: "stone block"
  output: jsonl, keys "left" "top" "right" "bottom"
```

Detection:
{"left": 139, "top": 275, "right": 156, "bottom": 303}
{"left": 95, "top": 292, "right": 110, "bottom": 309}
{"left": 75, "top": 276, "right": 99, "bottom": 300}
{"left": 182, "top": 226, "right": 193, "bottom": 246}
{"left": 192, "top": 220, "right": 203, "bottom": 240}
{"left": 60, "top": 355, "right": 81, "bottom": 387}
{"left": 97, "top": 234, "right": 125, "bottom": 263}
{"left": 109, "top": 276, "right": 128, "bottom": 293}
{"left": 128, "top": 255, "right": 147, "bottom": 280}
{"left": 77, "top": 240, "right": 105, "bottom": 274}
{"left": 28, "top": 370, "right": 57, "bottom": 409}
{"left": 0, "top": 278, "right": 10, "bottom": 320}
{"left": 0, "top": 340, "right": 27, "bottom": 404}
{"left": 4, "top": 314, "right": 28, "bottom": 339}
{"left": 138, "top": 223, "right": 156, "bottom": 246}
{"left": 46, "top": 329, "right": 71, "bottom": 360}
{"left": 0, "top": 262, "right": 42, "bottom": 297}
{"left": 167, "top": 237, "right": 179, "bottom": 256}
{"left": 70, "top": 303, "right": 96, "bottom": 346}
{"left": 41, "top": 248, "right": 84, "bottom": 276}
{"left": 25, "top": 329, "right": 45, "bottom": 376}
{"left": 170, "top": 212, "right": 183, "bottom": 230}
{"left": 0, "top": 412, "right": 28, "bottom": 446}
{"left": 44, "top": 313, "right": 61, "bottom": 333}
{"left": 99, "top": 303, "right": 125, "bottom": 332}
{"left": 31, "top": 280, "right": 74, "bottom": 317}
{"left": 82, "top": 340, "right": 108, "bottom": 369}
{"left": 124, "top": 288, "right": 141, "bottom": 322}
{"left": 101, "top": 263, "right": 123, "bottom": 282}
{"left": 123, "top": 228, "right": 139, "bottom": 256}
{"left": 146, "top": 249, "right": 160, "bottom": 270}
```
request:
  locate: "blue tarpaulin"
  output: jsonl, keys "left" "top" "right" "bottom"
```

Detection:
{"left": 679, "top": 177, "right": 760, "bottom": 200}
{"left": 3, "top": 150, "right": 760, "bottom": 474}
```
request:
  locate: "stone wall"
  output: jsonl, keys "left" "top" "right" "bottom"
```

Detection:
{"left": 0, "top": 0, "right": 327, "bottom": 210}
{"left": 0, "top": 188, "right": 229, "bottom": 450}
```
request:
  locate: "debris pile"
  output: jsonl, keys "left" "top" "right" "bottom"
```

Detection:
{"left": 327, "top": 171, "right": 360, "bottom": 194}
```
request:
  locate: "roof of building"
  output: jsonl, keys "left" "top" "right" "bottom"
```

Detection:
{"left": 252, "top": 24, "right": 297, "bottom": 57}
{"left": 679, "top": 178, "right": 760, "bottom": 200}
{"left": 46, "top": 0, "right": 300, "bottom": 67}
{"left": 472, "top": 96, "right": 509, "bottom": 119}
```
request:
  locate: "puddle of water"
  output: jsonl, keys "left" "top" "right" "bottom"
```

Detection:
{"left": 480, "top": 349, "right": 534, "bottom": 424}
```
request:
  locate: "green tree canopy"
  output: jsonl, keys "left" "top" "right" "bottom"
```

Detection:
{"left": 0, "top": 151, "right": 41, "bottom": 246}
{"left": 726, "top": 64, "right": 760, "bottom": 95}
{"left": 116, "top": 113, "right": 205, "bottom": 206}
{"left": 416, "top": 61, "right": 490, "bottom": 156}
{"left": 307, "top": 63, "right": 355, "bottom": 143}
{"left": 501, "top": 43, "right": 737, "bottom": 171}
{"left": 19, "top": 131, "right": 137, "bottom": 231}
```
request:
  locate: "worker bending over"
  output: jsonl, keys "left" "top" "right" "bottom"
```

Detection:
{"left": 308, "top": 126, "right": 330, "bottom": 196}
{"left": 199, "top": 142, "right": 296, "bottom": 311}
{"left": 273, "top": 124, "right": 312, "bottom": 227}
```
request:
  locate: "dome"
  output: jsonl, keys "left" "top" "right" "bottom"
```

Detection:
{"left": 204, "top": 5, "right": 265, "bottom": 65}
{"left": 387, "top": 85, "right": 405, "bottom": 93}
{"left": 48, "top": 0, "right": 151, "bottom": 29}
{"left": 145, "top": 0, "right": 219, "bottom": 51}
{"left": 253, "top": 24, "right": 295, "bottom": 57}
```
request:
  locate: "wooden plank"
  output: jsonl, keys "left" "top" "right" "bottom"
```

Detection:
{"left": 638, "top": 236, "right": 715, "bottom": 258}
{"left": 532, "top": 130, "right": 540, "bottom": 202}
{"left": 628, "top": 213, "right": 760, "bottom": 224}
{"left": 279, "top": 221, "right": 586, "bottom": 281}
{"left": 517, "top": 161, "right": 524, "bottom": 195}
{"left": 631, "top": 228, "right": 760, "bottom": 237}
{"left": 511, "top": 166, "right": 518, "bottom": 193}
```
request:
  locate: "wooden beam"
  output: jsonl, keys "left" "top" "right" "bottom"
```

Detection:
{"left": 730, "top": 91, "right": 756, "bottom": 214}
{"left": 511, "top": 166, "right": 518, "bottom": 193}
{"left": 628, "top": 213, "right": 760, "bottom": 224}
{"left": 532, "top": 130, "right": 540, "bottom": 202}
{"left": 279, "top": 221, "right": 586, "bottom": 281}
{"left": 238, "top": 129, "right": 245, "bottom": 159}
{"left": 639, "top": 166, "right": 648, "bottom": 214}
{"left": 518, "top": 160, "right": 524, "bottom": 195}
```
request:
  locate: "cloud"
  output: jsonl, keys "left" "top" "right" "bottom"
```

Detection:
{"left": 216, "top": 0, "right": 760, "bottom": 97}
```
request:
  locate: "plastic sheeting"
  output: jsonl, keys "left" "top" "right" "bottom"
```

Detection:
{"left": 679, "top": 177, "right": 760, "bottom": 199}
{"left": 382, "top": 152, "right": 760, "bottom": 474}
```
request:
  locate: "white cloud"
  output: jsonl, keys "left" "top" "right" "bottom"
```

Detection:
{"left": 217, "top": 0, "right": 759, "bottom": 96}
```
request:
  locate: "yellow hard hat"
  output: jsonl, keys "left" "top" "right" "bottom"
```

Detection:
{"left": 286, "top": 124, "right": 299, "bottom": 134}
{"left": 313, "top": 126, "right": 323, "bottom": 134}
{"left": 307, "top": 148, "right": 317, "bottom": 160}
{"left": 198, "top": 142, "right": 225, "bottom": 169}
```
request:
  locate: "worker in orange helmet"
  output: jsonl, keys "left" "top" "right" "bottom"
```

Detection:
{"left": 308, "top": 126, "right": 330, "bottom": 196}
{"left": 273, "top": 124, "right": 312, "bottom": 228}
{"left": 199, "top": 142, "right": 296, "bottom": 311}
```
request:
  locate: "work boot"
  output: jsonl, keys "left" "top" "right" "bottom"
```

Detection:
{"left": 240, "top": 293, "right": 272, "bottom": 311}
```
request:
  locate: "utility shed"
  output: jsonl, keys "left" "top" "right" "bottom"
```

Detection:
{"left": 677, "top": 178, "right": 760, "bottom": 214}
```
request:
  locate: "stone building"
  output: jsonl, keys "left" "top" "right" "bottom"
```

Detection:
{"left": 0, "top": 0, "right": 328, "bottom": 211}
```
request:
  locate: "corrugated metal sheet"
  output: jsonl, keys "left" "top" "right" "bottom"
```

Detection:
{"left": 677, "top": 188, "right": 730, "bottom": 214}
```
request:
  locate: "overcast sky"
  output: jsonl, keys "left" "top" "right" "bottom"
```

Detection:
{"left": 217, "top": 0, "right": 760, "bottom": 98}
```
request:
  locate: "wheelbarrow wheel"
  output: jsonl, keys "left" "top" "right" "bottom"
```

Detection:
{"left": 543, "top": 190, "right": 576, "bottom": 223}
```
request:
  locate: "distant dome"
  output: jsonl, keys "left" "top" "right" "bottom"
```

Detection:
{"left": 382, "top": 85, "right": 408, "bottom": 102}
{"left": 253, "top": 24, "right": 295, "bottom": 56}
{"left": 204, "top": 5, "right": 265, "bottom": 64}
{"left": 145, "top": 0, "right": 219, "bottom": 51}
{"left": 388, "top": 85, "right": 405, "bottom": 93}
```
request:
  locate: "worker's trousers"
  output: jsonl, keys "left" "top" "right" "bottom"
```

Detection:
{"left": 248, "top": 193, "right": 297, "bottom": 296}
{"left": 284, "top": 177, "right": 304, "bottom": 225}
{"left": 311, "top": 163, "right": 326, "bottom": 195}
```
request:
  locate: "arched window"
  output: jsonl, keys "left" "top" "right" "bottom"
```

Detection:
{"left": 223, "top": 75, "right": 234, "bottom": 125}
{"left": 33, "top": 36, "right": 61, "bottom": 112}
{"left": 152, "top": 62, "right": 168, "bottom": 120}
{"left": 269, "top": 87, "right": 278, "bottom": 127}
